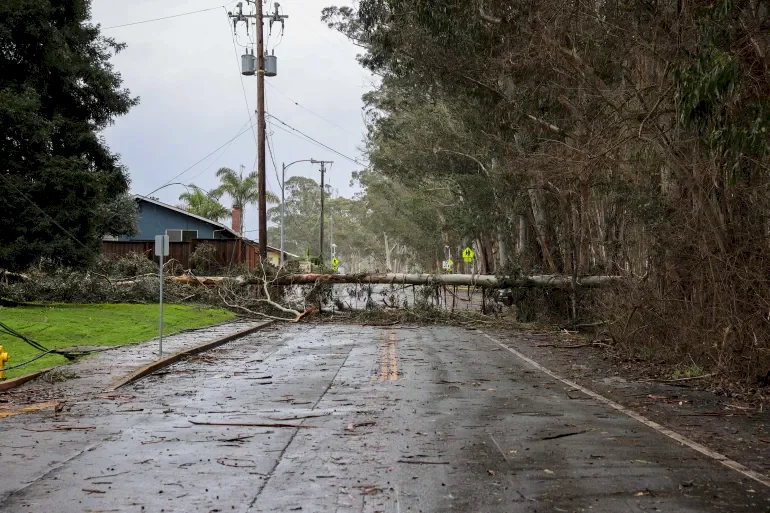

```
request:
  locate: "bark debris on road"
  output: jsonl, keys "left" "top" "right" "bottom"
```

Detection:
{"left": 0, "top": 324, "right": 767, "bottom": 512}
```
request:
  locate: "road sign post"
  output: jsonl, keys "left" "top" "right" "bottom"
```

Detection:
{"left": 155, "top": 235, "right": 169, "bottom": 358}
{"left": 331, "top": 256, "right": 340, "bottom": 272}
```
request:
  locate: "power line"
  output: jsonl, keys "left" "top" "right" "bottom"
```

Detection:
{"left": 102, "top": 4, "right": 232, "bottom": 30}
{"left": 187, "top": 114, "right": 255, "bottom": 182}
{"left": 266, "top": 131, "right": 280, "bottom": 185}
{"left": 264, "top": 95, "right": 282, "bottom": 187}
{"left": 224, "top": 8, "right": 259, "bottom": 149}
{"left": 266, "top": 114, "right": 365, "bottom": 166}
{"left": 265, "top": 82, "right": 357, "bottom": 136}
{"left": 267, "top": 118, "right": 351, "bottom": 164}
{"left": 149, "top": 118, "right": 257, "bottom": 194}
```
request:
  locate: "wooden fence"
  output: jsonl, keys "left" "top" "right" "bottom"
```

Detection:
{"left": 103, "top": 239, "right": 259, "bottom": 270}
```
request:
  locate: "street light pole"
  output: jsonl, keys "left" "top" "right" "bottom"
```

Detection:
{"left": 280, "top": 158, "right": 318, "bottom": 266}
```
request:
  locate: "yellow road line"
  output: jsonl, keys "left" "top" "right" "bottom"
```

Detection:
{"left": 376, "top": 330, "right": 400, "bottom": 381}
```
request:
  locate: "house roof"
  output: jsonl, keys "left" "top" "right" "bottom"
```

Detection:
{"left": 134, "top": 194, "right": 240, "bottom": 238}
{"left": 133, "top": 194, "right": 300, "bottom": 258}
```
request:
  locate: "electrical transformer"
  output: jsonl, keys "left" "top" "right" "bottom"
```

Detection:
{"left": 241, "top": 50, "right": 256, "bottom": 76}
{"left": 264, "top": 53, "right": 277, "bottom": 77}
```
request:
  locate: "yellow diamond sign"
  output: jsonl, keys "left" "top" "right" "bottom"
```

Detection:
{"left": 462, "top": 247, "right": 475, "bottom": 263}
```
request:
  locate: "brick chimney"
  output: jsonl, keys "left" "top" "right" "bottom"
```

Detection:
{"left": 231, "top": 207, "right": 242, "bottom": 235}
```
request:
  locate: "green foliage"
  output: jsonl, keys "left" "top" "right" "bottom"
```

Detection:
{"left": 213, "top": 167, "right": 279, "bottom": 232}
{"left": 0, "top": 304, "right": 234, "bottom": 379}
{"left": 267, "top": 176, "right": 380, "bottom": 268}
{"left": 189, "top": 243, "right": 219, "bottom": 274}
{"left": 323, "top": 0, "right": 770, "bottom": 380}
{"left": 0, "top": 0, "right": 138, "bottom": 270}
{"left": 178, "top": 186, "right": 230, "bottom": 222}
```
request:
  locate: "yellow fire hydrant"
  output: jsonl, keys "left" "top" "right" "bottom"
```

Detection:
{"left": 0, "top": 346, "right": 9, "bottom": 379}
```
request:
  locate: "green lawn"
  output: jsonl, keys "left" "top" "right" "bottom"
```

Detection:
{"left": 0, "top": 304, "right": 235, "bottom": 379}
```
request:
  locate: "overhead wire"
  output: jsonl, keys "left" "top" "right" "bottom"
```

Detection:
{"left": 264, "top": 94, "right": 282, "bottom": 187}
{"left": 265, "top": 82, "right": 357, "bottom": 136}
{"left": 266, "top": 114, "right": 365, "bottom": 166}
{"left": 187, "top": 113, "right": 256, "bottom": 182}
{"left": 102, "top": 3, "right": 236, "bottom": 30}
{"left": 224, "top": 8, "right": 259, "bottom": 149}
{"left": 147, "top": 119, "right": 257, "bottom": 195}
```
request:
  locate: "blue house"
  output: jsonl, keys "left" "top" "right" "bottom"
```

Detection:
{"left": 119, "top": 195, "right": 239, "bottom": 242}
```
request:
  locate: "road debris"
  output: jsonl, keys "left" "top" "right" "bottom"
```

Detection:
{"left": 532, "top": 430, "right": 589, "bottom": 441}
{"left": 397, "top": 460, "right": 450, "bottom": 465}
{"left": 189, "top": 420, "right": 317, "bottom": 428}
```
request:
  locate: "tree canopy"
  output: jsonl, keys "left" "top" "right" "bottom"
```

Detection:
{"left": 0, "top": 0, "right": 138, "bottom": 270}
{"left": 323, "top": 0, "right": 770, "bottom": 377}
{"left": 267, "top": 176, "right": 380, "bottom": 269}
{"left": 178, "top": 185, "right": 230, "bottom": 222}
{"left": 213, "top": 167, "right": 278, "bottom": 234}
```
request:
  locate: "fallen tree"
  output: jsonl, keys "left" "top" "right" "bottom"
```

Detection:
{"left": 170, "top": 273, "right": 622, "bottom": 289}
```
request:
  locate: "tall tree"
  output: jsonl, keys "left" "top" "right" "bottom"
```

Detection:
{"left": 267, "top": 176, "right": 380, "bottom": 266}
{"left": 213, "top": 167, "right": 278, "bottom": 234}
{"left": 325, "top": 0, "right": 770, "bottom": 377}
{"left": 178, "top": 185, "right": 229, "bottom": 222}
{"left": 0, "top": 0, "right": 138, "bottom": 270}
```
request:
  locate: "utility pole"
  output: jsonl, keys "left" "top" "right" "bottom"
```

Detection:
{"left": 255, "top": 1, "right": 267, "bottom": 261}
{"left": 316, "top": 160, "right": 333, "bottom": 260}
{"left": 319, "top": 161, "right": 325, "bottom": 260}
{"left": 229, "top": 1, "right": 287, "bottom": 261}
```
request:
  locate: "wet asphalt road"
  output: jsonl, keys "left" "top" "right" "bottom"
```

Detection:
{"left": 1, "top": 324, "right": 769, "bottom": 512}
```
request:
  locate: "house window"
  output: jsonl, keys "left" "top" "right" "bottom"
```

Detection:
{"left": 166, "top": 229, "right": 198, "bottom": 242}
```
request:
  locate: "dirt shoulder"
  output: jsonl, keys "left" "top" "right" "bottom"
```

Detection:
{"left": 485, "top": 327, "right": 770, "bottom": 480}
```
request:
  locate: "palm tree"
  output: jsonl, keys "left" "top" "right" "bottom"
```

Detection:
{"left": 213, "top": 167, "right": 279, "bottom": 234}
{"left": 178, "top": 185, "right": 230, "bottom": 222}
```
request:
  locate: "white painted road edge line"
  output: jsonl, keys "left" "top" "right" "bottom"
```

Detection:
{"left": 479, "top": 331, "right": 770, "bottom": 489}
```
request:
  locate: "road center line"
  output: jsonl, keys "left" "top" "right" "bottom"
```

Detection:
{"left": 480, "top": 330, "right": 770, "bottom": 489}
{"left": 247, "top": 339, "right": 357, "bottom": 511}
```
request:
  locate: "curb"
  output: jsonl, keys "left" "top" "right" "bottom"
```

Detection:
{"left": 108, "top": 321, "right": 273, "bottom": 391}
{"left": 0, "top": 367, "right": 56, "bottom": 392}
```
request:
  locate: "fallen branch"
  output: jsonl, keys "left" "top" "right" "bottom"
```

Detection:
{"left": 25, "top": 425, "right": 96, "bottom": 432}
{"left": 532, "top": 430, "right": 588, "bottom": 441}
{"left": 657, "top": 373, "right": 716, "bottom": 383}
{"left": 536, "top": 343, "right": 601, "bottom": 349}
{"left": 269, "top": 414, "right": 329, "bottom": 421}
{"left": 397, "top": 460, "right": 450, "bottom": 465}
{"left": 189, "top": 420, "right": 317, "bottom": 428}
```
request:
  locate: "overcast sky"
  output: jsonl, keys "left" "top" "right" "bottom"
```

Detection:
{"left": 91, "top": 0, "right": 372, "bottom": 235}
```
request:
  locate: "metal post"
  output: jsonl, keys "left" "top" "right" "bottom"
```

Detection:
{"left": 256, "top": 0, "right": 267, "bottom": 262}
{"left": 319, "top": 161, "right": 325, "bottom": 260}
{"left": 280, "top": 162, "right": 285, "bottom": 267}
{"left": 158, "top": 250, "right": 164, "bottom": 358}
{"left": 330, "top": 205, "right": 333, "bottom": 260}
